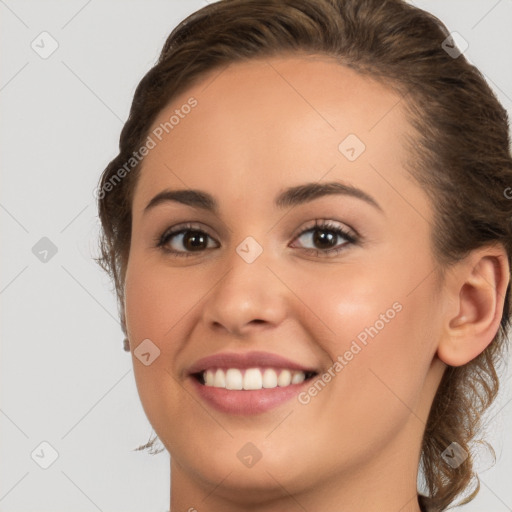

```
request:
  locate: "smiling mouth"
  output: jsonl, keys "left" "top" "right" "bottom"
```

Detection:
{"left": 191, "top": 367, "right": 318, "bottom": 390}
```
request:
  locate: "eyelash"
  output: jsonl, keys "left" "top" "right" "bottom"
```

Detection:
{"left": 154, "top": 220, "right": 359, "bottom": 259}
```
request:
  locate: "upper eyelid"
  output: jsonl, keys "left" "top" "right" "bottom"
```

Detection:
{"left": 291, "top": 219, "right": 357, "bottom": 239}
{"left": 161, "top": 222, "right": 217, "bottom": 240}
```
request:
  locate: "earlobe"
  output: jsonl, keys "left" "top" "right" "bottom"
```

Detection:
{"left": 437, "top": 246, "right": 510, "bottom": 367}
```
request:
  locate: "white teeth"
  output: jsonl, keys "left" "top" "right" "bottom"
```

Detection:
{"left": 225, "top": 369, "right": 243, "bottom": 390}
{"left": 205, "top": 369, "right": 215, "bottom": 386}
{"left": 243, "top": 368, "right": 262, "bottom": 390}
{"left": 262, "top": 368, "right": 278, "bottom": 388}
{"left": 291, "top": 371, "right": 306, "bottom": 384}
{"left": 277, "top": 369, "right": 292, "bottom": 387}
{"left": 213, "top": 369, "right": 225, "bottom": 387}
{"left": 202, "top": 368, "right": 309, "bottom": 390}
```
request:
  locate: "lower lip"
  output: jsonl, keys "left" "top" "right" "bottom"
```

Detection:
{"left": 189, "top": 375, "right": 314, "bottom": 415}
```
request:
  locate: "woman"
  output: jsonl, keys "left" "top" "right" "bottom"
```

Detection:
{"left": 95, "top": 1, "right": 512, "bottom": 510}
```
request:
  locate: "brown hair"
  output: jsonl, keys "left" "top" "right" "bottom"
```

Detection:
{"left": 95, "top": 0, "right": 512, "bottom": 509}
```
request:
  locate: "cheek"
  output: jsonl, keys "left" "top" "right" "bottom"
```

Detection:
{"left": 293, "top": 260, "right": 436, "bottom": 427}
{"left": 335, "top": 297, "right": 434, "bottom": 455}
{"left": 124, "top": 257, "right": 195, "bottom": 343}
{"left": 123, "top": 258, "right": 192, "bottom": 408}
{"left": 123, "top": 258, "right": 196, "bottom": 443}
{"left": 289, "top": 260, "right": 400, "bottom": 346}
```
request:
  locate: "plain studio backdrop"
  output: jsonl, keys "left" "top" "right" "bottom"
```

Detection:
{"left": 1, "top": 1, "right": 511, "bottom": 511}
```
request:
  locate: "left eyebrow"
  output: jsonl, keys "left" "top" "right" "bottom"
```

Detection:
{"left": 143, "top": 181, "right": 383, "bottom": 215}
{"left": 275, "top": 181, "right": 383, "bottom": 213}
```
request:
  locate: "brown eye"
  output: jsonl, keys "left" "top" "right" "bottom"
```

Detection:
{"left": 292, "top": 221, "right": 359, "bottom": 257}
{"left": 157, "top": 224, "right": 218, "bottom": 257}
{"left": 180, "top": 230, "right": 209, "bottom": 251}
{"left": 291, "top": 220, "right": 357, "bottom": 256}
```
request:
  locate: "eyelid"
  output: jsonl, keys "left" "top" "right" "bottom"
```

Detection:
{"left": 290, "top": 218, "right": 358, "bottom": 241}
{"left": 159, "top": 221, "right": 216, "bottom": 239}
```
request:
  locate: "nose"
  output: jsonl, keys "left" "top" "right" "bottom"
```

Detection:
{"left": 200, "top": 245, "right": 289, "bottom": 337}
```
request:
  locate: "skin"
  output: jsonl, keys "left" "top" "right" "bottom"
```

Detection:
{"left": 123, "top": 55, "right": 509, "bottom": 512}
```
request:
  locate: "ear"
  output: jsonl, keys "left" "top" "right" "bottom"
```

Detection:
{"left": 437, "top": 243, "right": 510, "bottom": 367}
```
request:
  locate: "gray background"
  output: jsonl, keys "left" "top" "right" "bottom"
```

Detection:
{"left": 1, "top": 1, "right": 511, "bottom": 511}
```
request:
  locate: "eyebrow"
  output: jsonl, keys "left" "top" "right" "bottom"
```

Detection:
{"left": 143, "top": 181, "right": 383, "bottom": 215}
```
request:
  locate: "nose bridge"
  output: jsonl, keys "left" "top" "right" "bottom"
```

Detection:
{"left": 201, "top": 236, "right": 287, "bottom": 333}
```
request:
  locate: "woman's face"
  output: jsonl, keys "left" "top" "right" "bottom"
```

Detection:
{"left": 124, "top": 56, "right": 447, "bottom": 504}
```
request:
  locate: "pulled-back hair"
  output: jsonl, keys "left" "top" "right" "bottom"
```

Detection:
{"left": 95, "top": 1, "right": 512, "bottom": 509}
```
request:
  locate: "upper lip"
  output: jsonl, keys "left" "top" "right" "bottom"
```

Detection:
{"left": 187, "top": 350, "right": 319, "bottom": 375}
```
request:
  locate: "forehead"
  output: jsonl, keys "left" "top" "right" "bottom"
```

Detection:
{"left": 132, "top": 55, "right": 422, "bottom": 217}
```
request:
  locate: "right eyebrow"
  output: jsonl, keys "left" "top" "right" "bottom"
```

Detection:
{"left": 144, "top": 189, "right": 218, "bottom": 214}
